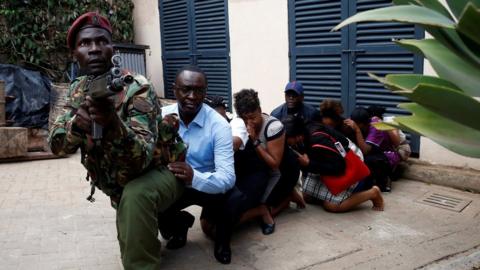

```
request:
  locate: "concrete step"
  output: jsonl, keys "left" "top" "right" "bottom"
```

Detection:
{"left": 400, "top": 158, "right": 480, "bottom": 193}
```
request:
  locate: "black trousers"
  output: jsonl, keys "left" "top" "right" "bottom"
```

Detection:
{"left": 364, "top": 152, "right": 392, "bottom": 191}
{"left": 158, "top": 187, "right": 245, "bottom": 246}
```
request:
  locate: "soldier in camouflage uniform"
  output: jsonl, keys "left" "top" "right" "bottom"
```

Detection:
{"left": 48, "top": 12, "right": 185, "bottom": 270}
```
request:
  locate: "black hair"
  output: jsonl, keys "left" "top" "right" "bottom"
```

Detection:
{"left": 367, "top": 105, "right": 386, "bottom": 119}
{"left": 282, "top": 115, "right": 305, "bottom": 138}
{"left": 350, "top": 107, "right": 370, "bottom": 125}
{"left": 175, "top": 65, "right": 208, "bottom": 85}
{"left": 204, "top": 95, "right": 228, "bottom": 109}
{"left": 233, "top": 89, "right": 260, "bottom": 117}
{"left": 320, "top": 99, "right": 344, "bottom": 123}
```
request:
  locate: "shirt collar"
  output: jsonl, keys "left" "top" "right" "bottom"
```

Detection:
{"left": 191, "top": 104, "right": 206, "bottom": 128}
{"left": 175, "top": 103, "right": 206, "bottom": 128}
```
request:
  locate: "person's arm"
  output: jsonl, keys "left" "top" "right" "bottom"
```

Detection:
{"left": 247, "top": 120, "right": 285, "bottom": 170}
{"left": 254, "top": 133, "right": 285, "bottom": 170}
{"left": 230, "top": 117, "right": 248, "bottom": 151}
{"left": 344, "top": 118, "right": 372, "bottom": 155}
{"left": 387, "top": 129, "right": 401, "bottom": 147}
{"left": 191, "top": 121, "right": 235, "bottom": 194}
{"left": 99, "top": 83, "right": 160, "bottom": 175}
{"left": 48, "top": 80, "right": 85, "bottom": 156}
{"left": 232, "top": 137, "right": 244, "bottom": 152}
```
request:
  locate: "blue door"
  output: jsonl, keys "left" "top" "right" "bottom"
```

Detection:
{"left": 288, "top": 0, "right": 423, "bottom": 153}
{"left": 159, "top": 0, "right": 231, "bottom": 107}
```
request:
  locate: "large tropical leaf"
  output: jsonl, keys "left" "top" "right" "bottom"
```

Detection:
{"left": 393, "top": 0, "right": 454, "bottom": 20}
{"left": 427, "top": 26, "right": 480, "bottom": 68}
{"left": 446, "top": 0, "right": 480, "bottom": 19}
{"left": 398, "top": 84, "right": 480, "bottom": 131}
{"left": 332, "top": 4, "right": 480, "bottom": 67}
{"left": 332, "top": 5, "right": 455, "bottom": 31}
{"left": 394, "top": 103, "right": 480, "bottom": 158}
{"left": 397, "top": 39, "right": 480, "bottom": 97}
{"left": 369, "top": 73, "right": 462, "bottom": 92}
{"left": 370, "top": 73, "right": 478, "bottom": 130}
{"left": 457, "top": 3, "right": 480, "bottom": 47}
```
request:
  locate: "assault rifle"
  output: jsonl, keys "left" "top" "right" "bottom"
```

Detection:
{"left": 85, "top": 54, "right": 134, "bottom": 140}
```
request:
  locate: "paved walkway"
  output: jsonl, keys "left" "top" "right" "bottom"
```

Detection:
{"left": 1, "top": 153, "right": 480, "bottom": 270}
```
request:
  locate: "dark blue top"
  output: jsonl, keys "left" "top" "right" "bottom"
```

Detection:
{"left": 270, "top": 102, "right": 320, "bottom": 123}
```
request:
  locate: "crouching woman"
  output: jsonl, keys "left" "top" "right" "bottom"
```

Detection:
{"left": 283, "top": 116, "right": 384, "bottom": 212}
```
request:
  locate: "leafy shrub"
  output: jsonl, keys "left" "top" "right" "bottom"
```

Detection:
{"left": 0, "top": 0, "right": 134, "bottom": 82}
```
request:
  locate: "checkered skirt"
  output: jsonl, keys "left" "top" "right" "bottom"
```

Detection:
{"left": 302, "top": 172, "right": 358, "bottom": 205}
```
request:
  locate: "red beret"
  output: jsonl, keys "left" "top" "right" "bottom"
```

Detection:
{"left": 66, "top": 11, "right": 112, "bottom": 50}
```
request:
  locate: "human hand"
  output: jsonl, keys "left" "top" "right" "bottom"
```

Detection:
{"left": 168, "top": 161, "right": 194, "bottom": 185}
{"left": 344, "top": 119, "right": 359, "bottom": 132}
{"left": 84, "top": 96, "right": 117, "bottom": 128}
{"left": 297, "top": 153, "right": 309, "bottom": 167}
{"left": 73, "top": 102, "right": 92, "bottom": 134}
{"left": 246, "top": 123, "right": 258, "bottom": 140}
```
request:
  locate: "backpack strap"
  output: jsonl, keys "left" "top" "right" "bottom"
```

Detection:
{"left": 310, "top": 131, "right": 342, "bottom": 157}
{"left": 311, "top": 144, "right": 338, "bottom": 154}
{"left": 312, "top": 131, "right": 337, "bottom": 143}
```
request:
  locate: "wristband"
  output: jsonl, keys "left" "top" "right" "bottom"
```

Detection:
{"left": 252, "top": 139, "right": 261, "bottom": 147}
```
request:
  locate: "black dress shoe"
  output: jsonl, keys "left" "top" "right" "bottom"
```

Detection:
{"left": 214, "top": 244, "right": 231, "bottom": 264}
{"left": 261, "top": 222, "right": 275, "bottom": 235}
{"left": 165, "top": 211, "right": 195, "bottom": 250}
{"left": 166, "top": 234, "right": 187, "bottom": 250}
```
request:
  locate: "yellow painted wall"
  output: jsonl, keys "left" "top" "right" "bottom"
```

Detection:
{"left": 132, "top": 0, "right": 165, "bottom": 96}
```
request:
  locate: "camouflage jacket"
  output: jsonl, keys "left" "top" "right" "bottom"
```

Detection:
{"left": 48, "top": 73, "right": 186, "bottom": 200}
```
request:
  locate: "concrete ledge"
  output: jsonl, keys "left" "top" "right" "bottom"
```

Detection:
{"left": 400, "top": 158, "right": 480, "bottom": 193}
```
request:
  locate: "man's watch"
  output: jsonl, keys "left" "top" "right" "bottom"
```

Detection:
{"left": 252, "top": 139, "right": 262, "bottom": 148}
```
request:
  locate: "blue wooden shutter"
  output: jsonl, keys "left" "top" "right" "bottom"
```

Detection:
{"left": 350, "top": 0, "right": 424, "bottom": 151}
{"left": 160, "top": 0, "right": 231, "bottom": 105}
{"left": 194, "top": 0, "right": 231, "bottom": 108}
{"left": 351, "top": 0, "right": 423, "bottom": 114}
{"left": 289, "top": 0, "right": 424, "bottom": 153}
{"left": 160, "top": 0, "right": 192, "bottom": 99}
{"left": 288, "top": 0, "right": 349, "bottom": 107}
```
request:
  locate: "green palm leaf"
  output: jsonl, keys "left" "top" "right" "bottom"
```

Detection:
{"left": 395, "top": 103, "right": 480, "bottom": 158}
{"left": 398, "top": 84, "right": 480, "bottom": 131}
{"left": 446, "top": 0, "right": 480, "bottom": 19}
{"left": 332, "top": 5, "right": 455, "bottom": 31}
{"left": 397, "top": 39, "right": 480, "bottom": 97}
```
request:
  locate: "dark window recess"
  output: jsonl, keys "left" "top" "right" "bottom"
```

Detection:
{"left": 68, "top": 43, "right": 149, "bottom": 81}
{"left": 113, "top": 43, "right": 149, "bottom": 77}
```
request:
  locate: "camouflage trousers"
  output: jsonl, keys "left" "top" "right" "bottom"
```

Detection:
{"left": 116, "top": 167, "right": 184, "bottom": 270}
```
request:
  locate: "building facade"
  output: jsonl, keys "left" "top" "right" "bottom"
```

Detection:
{"left": 132, "top": 0, "right": 480, "bottom": 170}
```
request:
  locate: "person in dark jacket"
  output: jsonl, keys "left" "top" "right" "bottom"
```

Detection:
{"left": 271, "top": 81, "right": 320, "bottom": 123}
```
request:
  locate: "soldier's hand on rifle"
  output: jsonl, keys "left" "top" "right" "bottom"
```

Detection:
{"left": 85, "top": 96, "right": 118, "bottom": 128}
{"left": 73, "top": 102, "right": 92, "bottom": 134}
{"left": 168, "top": 161, "right": 194, "bottom": 185}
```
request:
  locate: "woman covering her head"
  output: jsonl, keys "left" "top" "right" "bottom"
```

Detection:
{"left": 320, "top": 99, "right": 345, "bottom": 128}
{"left": 319, "top": 99, "right": 356, "bottom": 142}
{"left": 282, "top": 116, "right": 384, "bottom": 212}
{"left": 263, "top": 115, "right": 307, "bottom": 216}
{"left": 200, "top": 89, "right": 286, "bottom": 264}
{"left": 233, "top": 89, "right": 285, "bottom": 235}
{"left": 346, "top": 106, "right": 402, "bottom": 192}
{"left": 366, "top": 105, "right": 387, "bottom": 119}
